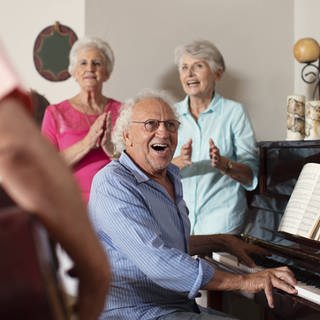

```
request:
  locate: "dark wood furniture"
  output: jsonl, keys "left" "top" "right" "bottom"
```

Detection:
{"left": 207, "top": 140, "right": 320, "bottom": 320}
{"left": 0, "top": 188, "right": 68, "bottom": 320}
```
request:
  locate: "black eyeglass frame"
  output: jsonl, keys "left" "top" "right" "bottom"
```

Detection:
{"left": 131, "top": 119, "right": 181, "bottom": 133}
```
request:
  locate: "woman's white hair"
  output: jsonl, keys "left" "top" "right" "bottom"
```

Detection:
{"left": 112, "top": 89, "right": 178, "bottom": 154}
{"left": 174, "top": 40, "right": 225, "bottom": 73}
{"left": 68, "top": 36, "right": 115, "bottom": 76}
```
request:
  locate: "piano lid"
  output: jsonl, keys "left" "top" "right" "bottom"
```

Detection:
{"left": 260, "top": 227, "right": 320, "bottom": 249}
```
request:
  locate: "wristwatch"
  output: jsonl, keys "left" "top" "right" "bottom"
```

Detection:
{"left": 226, "top": 160, "right": 233, "bottom": 172}
{"left": 221, "top": 159, "right": 233, "bottom": 174}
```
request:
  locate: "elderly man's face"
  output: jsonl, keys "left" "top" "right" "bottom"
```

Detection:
{"left": 124, "top": 98, "right": 178, "bottom": 177}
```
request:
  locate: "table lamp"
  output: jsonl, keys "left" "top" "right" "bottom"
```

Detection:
{"left": 293, "top": 38, "right": 320, "bottom": 99}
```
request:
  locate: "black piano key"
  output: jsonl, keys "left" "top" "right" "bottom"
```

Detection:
{"left": 251, "top": 255, "right": 320, "bottom": 288}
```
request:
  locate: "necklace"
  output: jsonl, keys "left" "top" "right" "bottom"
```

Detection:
{"left": 83, "top": 104, "right": 107, "bottom": 128}
{"left": 72, "top": 94, "right": 108, "bottom": 114}
{"left": 83, "top": 112, "right": 96, "bottom": 128}
{"left": 70, "top": 96, "right": 109, "bottom": 127}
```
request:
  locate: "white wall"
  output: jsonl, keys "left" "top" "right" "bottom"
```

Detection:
{"left": 1, "top": 0, "right": 307, "bottom": 141}
{"left": 0, "top": 0, "right": 85, "bottom": 103}
{"left": 294, "top": 0, "right": 320, "bottom": 100}
{"left": 0, "top": 1, "right": 84, "bottom": 294}
{"left": 86, "top": 0, "right": 294, "bottom": 141}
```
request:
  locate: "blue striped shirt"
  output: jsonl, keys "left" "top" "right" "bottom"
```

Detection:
{"left": 88, "top": 152, "right": 215, "bottom": 319}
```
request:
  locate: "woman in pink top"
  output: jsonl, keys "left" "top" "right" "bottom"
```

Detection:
{"left": 42, "top": 36, "right": 122, "bottom": 203}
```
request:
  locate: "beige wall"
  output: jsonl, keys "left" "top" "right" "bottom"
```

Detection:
{"left": 87, "top": 0, "right": 294, "bottom": 141}
{"left": 2, "top": 0, "right": 318, "bottom": 141}
{"left": 294, "top": 0, "right": 320, "bottom": 100}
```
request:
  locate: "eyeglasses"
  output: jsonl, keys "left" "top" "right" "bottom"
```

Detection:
{"left": 131, "top": 119, "right": 181, "bottom": 133}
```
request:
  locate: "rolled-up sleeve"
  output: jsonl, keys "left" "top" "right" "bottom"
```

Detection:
{"left": 188, "top": 257, "right": 215, "bottom": 298}
{"left": 232, "top": 104, "right": 258, "bottom": 191}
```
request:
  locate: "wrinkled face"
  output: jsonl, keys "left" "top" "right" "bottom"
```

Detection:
{"left": 179, "top": 54, "right": 220, "bottom": 98}
{"left": 124, "top": 98, "right": 178, "bottom": 177}
{"left": 73, "top": 48, "right": 108, "bottom": 89}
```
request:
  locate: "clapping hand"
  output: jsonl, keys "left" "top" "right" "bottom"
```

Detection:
{"left": 101, "top": 111, "right": 116, "bottom": 157}
{"left": 172, "top": 139, "right": 192, "bottom": 169}
{"left": 209, "top": 138, "right": 221, "bottom": 168}
{"left": 85, "top": 113, "right": 107, "bottom": 150}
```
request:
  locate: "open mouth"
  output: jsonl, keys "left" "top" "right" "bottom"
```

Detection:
{"left": 151, "top": 143, "right": 168, "bottom": 152}
{"left": 187, "top": 80, "right": 200, "bottom": 86}
{"left": 83, "top": 73, "right": 96, "bottom": 80}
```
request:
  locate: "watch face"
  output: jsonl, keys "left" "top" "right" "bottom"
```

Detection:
{"left": 33, "top": 22, "right": 78, "bottom": 82}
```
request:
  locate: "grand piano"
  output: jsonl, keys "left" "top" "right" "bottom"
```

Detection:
{"left": 207, "top": 140, "right": 320, "bottom": 320}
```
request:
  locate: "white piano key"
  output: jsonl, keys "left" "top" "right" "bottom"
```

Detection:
{"left": 296, "top": 282, "right": 320, "bottom": 305}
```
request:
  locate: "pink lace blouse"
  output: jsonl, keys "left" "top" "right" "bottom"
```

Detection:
{"left": 41, "top": 98, "right": 122, "bottom": 203}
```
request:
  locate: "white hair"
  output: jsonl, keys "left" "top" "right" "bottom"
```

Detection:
{"left": 174, "top": 40, "right": 225, "bottom": 73}
{"left": 68, "top": 36, "right": 115, "bottom": 76}
{"left": 112, "top": 89, "right": 177, "bottom": 154}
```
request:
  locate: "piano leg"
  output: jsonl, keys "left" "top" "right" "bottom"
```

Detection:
{"left": 255, "top": 291, "right": 320, "bottom": 320}
{"left": 207, "top": 291, "right": 267, "bottom": 320}
{"left": 207, "top": 291, "right": 223, "bottom": 311}
{"left": 207, "top": 291, "right": 320, "bottom": 320}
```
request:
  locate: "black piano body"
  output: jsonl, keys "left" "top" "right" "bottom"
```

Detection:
{"left": 209, "top": 140, "right": 320, "bottom": 320}
{"left": 241, "top": 232, "right": 320, "bottom": 319}
{"left": 245, "top": 140, "right": 320, "bottom": 319}
{"left": 245, "top": 140, "right": 320, "bottom": 244}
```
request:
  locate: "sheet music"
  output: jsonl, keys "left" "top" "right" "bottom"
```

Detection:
{"left": 278, "top": 163, "right": 320, "bottom": 238}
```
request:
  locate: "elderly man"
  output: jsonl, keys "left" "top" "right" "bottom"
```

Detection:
{"left": 88, "top": 90, "right": 297, "bottom": 320}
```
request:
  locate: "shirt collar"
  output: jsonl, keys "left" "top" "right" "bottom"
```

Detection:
{"left": 179, "top": 92, "right": 221, "bottom": 115}
{"left": 119, "top": 151, "right": 179, "bottom": 184}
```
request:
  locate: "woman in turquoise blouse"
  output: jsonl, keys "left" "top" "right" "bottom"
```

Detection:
{"left": 172, "top": 40, "right": 258, "bottom": 235}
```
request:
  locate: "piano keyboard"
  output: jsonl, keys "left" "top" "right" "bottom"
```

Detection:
{"left": 210, "top": 252, "right": 320, "bottom": 306}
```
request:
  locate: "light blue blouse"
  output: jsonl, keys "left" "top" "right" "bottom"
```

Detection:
{"left": 174, "top": 93, "right": 258, "bottom": 235}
